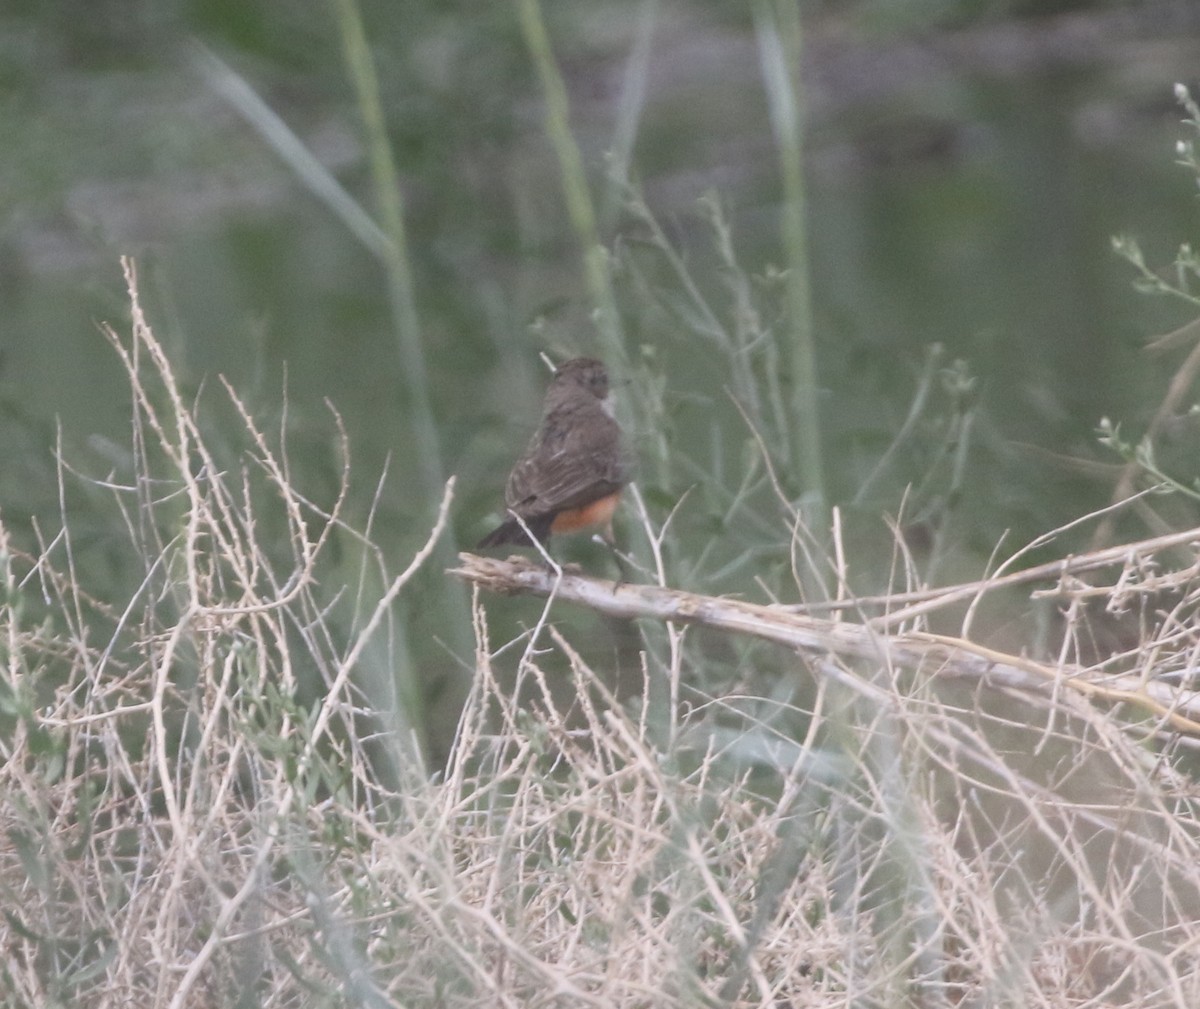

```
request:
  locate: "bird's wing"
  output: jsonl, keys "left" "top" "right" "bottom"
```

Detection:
{"left": 505, "top": 407, "right": 624, "bottom": 515}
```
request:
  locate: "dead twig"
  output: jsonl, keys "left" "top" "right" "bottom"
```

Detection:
{"left": 449, "top": 552, "right": 1200, "bottom": 740}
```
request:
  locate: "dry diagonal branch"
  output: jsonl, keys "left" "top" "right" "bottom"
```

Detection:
{"left": 449, "top": 553, "right": 1200, "bottom": 741}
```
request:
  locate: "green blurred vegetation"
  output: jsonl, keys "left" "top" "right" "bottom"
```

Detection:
{"left": 1, "top": 0, "right": 1199, "bottom": 754}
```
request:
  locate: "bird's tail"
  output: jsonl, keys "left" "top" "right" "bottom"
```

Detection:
{"left": 476, "top": 514, "right": 551, "bottom": 549}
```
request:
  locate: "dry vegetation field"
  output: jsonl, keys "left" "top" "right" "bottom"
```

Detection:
{"left": 4, "top": 264, "right": 1200, "bottom": 1008}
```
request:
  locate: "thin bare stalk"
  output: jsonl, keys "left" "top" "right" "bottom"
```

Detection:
{"left": 515, "top": 0, "right": 624, "bottom": 368}
{"left": 754, "top": 0, "right": 826, "bottom": 536}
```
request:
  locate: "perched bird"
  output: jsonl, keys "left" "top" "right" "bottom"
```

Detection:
{"left": 477, "top": 357, "right": 626, "bottom": 548}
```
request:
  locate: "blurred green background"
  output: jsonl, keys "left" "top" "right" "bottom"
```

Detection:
{"left": 3, "top": 0, "right": 1199, "bottom": 751}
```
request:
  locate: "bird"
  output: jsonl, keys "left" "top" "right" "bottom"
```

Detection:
{"left": 477, "top": 357, "right": 626, "bottom": 549}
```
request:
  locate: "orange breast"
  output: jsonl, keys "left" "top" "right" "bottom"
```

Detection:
{"left": 548, "top": 491, "right": 621, "bottom": 535}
